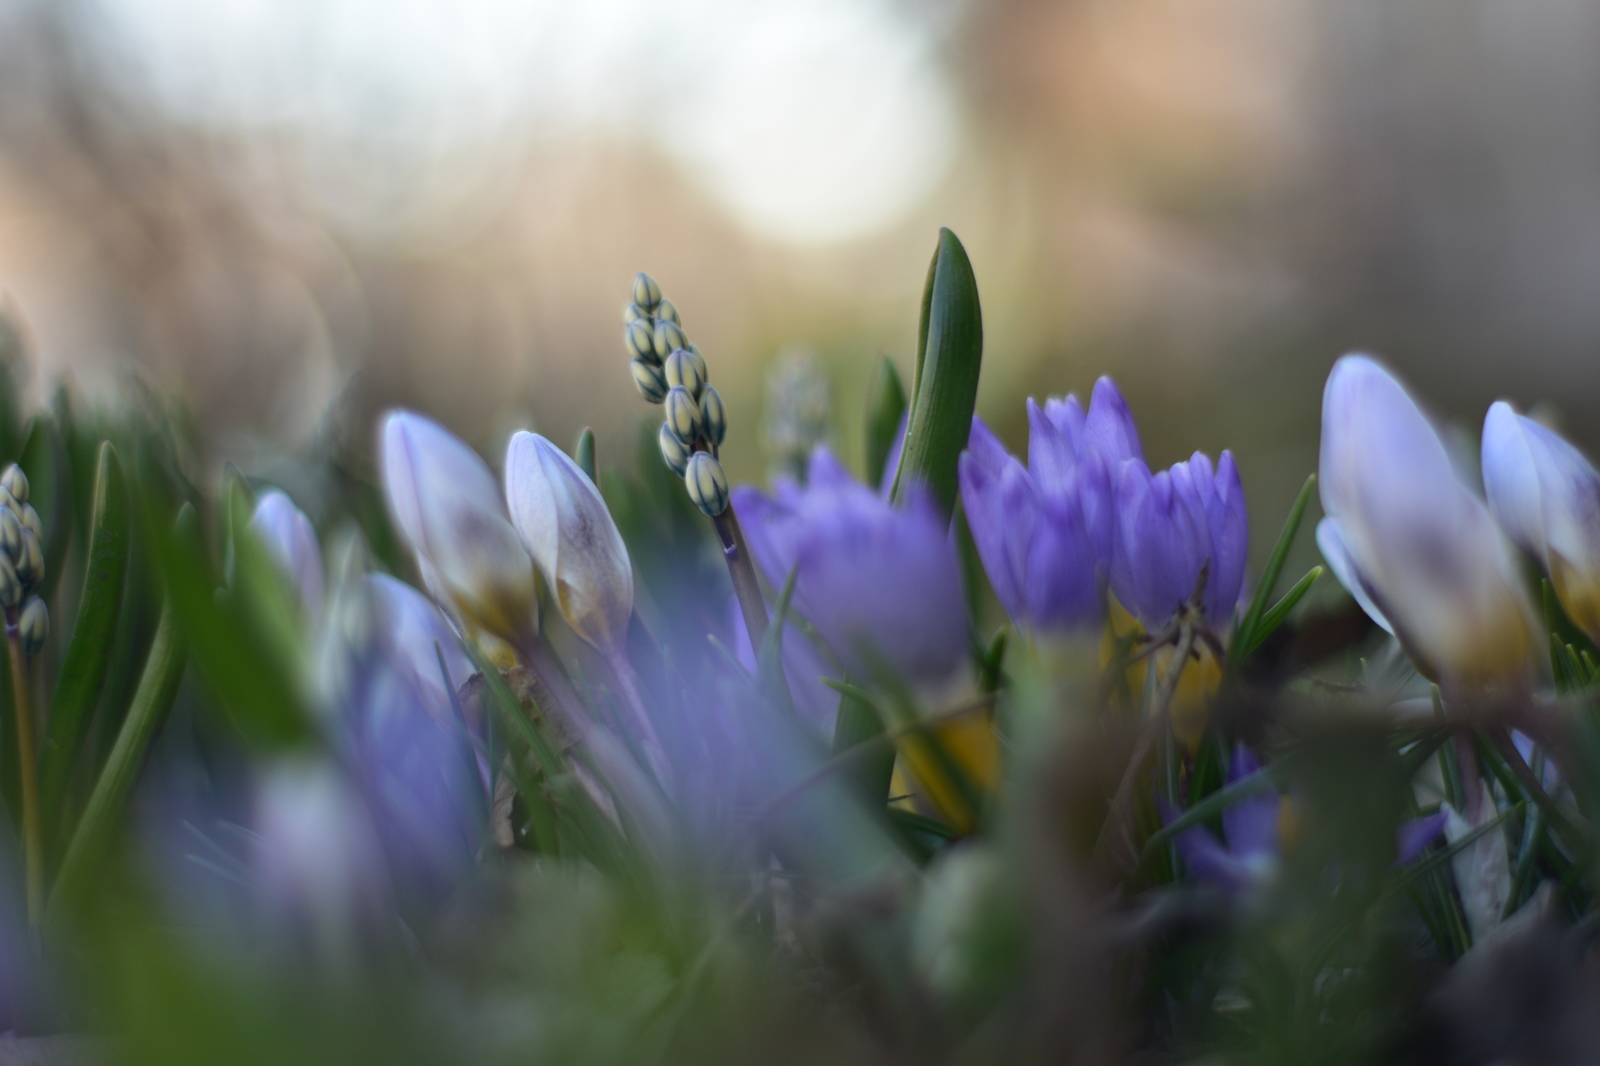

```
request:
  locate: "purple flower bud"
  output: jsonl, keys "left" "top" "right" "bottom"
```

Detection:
{"left": 1482, "top": 401, "right": 1600, "bottom": 642}
{"left": 249, "top": 490, "right": 325, "bottom": 622}
{"left": 960, "top": 417, "right": 1100, "bottom": 631}
{"left": 732, "top": 447, "right": 966, "bottom": 683}
{"left": 1110, "top": 450, "right": 1247, "bottom": 630}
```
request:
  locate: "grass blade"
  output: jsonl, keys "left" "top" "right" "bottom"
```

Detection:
{"left": 1234, "top": 472, "right": 1315, "bottom": 655}
{"left": 1238, "top": 566, "right": 1323, "bottom": 658}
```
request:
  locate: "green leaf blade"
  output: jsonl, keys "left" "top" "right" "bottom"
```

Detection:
{"left": 863, "top": 357, "right": 907, "bottom": 490}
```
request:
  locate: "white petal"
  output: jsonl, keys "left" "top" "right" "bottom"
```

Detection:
{"left": 1481, "top": 401, "right": 1549, "bottom": 564}
{"left": 1315, "top": 517, "right": 1394, "bottom": 635}
{"left": 250, "top": 490, "right": 325, "bottom": 622}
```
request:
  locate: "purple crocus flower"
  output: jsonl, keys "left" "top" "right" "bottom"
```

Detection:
{"left": 729, "top": 597, "right": 839, "bottom": 736}
{"left": 1110, "top": 450, "right": 1248, "bottom": 631}
{"left": 1165, "top": 747, "right": 1448, "bottom": 893}
{"left": 732, "top": 446, "right": 966, "bottom": 684}
{"left": 958, "top": 377, "right": 1142, "bottom": 631}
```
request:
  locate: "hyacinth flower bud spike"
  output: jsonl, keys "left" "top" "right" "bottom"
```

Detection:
{"left": 700, "top": 386, "right": 727, "bottom": 447}
{"left": 654, "top": 297, "right": 680, "bottom": 326}
{"left": 504, "top": 431, "right": 634, "bottom": 656}
{"left": 0, "top": 556, "right": 19, "bottom": 608}
{"left": 18, "top": 596, "right": 46, "bottom": 656}
{"left": 632, "top": 272, "right": 661, "bottom": 312}
{"left": 381, "top": 411, "right": 536, "bottom": 646}
{"left": 1317, "top": 355, "right": 1536, "bottom": 685}
{"left": 19, "top": 505, "right": 40, "bottom": 545}
{"left": 1, "top": 465, "right": 26, "bottom": 505}
{"left": 653, "top": 318, "right": 689, "bottom": 362}
{"left": 622, "top": 302, "right": 646, "bottom": 325}
{"left": 625, "top": 319, "right": 658, "bottom": 365}
{"left": 664, "top": 386, "right": 702, "bottom": 445}
{"left": 250, "top": 490, "right": 327, "bottom": 621}
{"left": 664, "top": 348, "right": 706, "bottom": 399}
{"left": 685, "top": 453, "right": 729, "bottom": 517}
{"left": 0, "top": 508, "right": 19, "bottom": 560}
{"left": 1482, "top": 402, "right": 1600, "bottom": 642}
{"left": 14, "top": 528, "right": 41, "bottom": 589}
{"left": 658, "top": 423, "right": 690, "bottom": 476}
{"left": 630, "top": 359, "right": 669, "bottom": 404}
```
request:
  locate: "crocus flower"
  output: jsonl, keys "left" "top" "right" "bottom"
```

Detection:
{"left": 959, "top": 418, "right": 1101, "bottom": 633}
{"left": 729, "top": 597, "right": 838, "bottom": 736}
{"left": 380, "top": 411, "right": 536, "bottom": 647}
{"left": 1316, "top": 356, "right": 1537, "bottom": 685}
{"left": 1482, "top": 402, "right": 1600, "bottom": 642}
{"left": 1110, "top": 451, "right": 1248, "bottom": 631}
{"left": 732, "top": 446, "right": 966, "bottom": 684}
{"left": 504, "top": 431, "right": 634, "bottom": 657}
{"left": 249, "top": 490, "right": 325, "bottom": 622}
{"left": 1165, "top": 747, "right": 1448, "bottom": 893}
{"left": 322, "top": 572, "right": 485, "bottom": 908}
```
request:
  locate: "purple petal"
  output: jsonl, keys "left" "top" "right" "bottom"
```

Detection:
{"left": 1027, "top": 398, "right": 1080, "bottom": 496}
{"left": 1023, "top": 494, "right": 1101, "bottom": 630}
{"left": 1160, "top": 800, "right": 1252, "bottom": 893}
{"left": 1203, "top": 451, "right": 1249, "bottom": 626}
{"left": 960, "top": 451, "right": 1028, "bottom": 621}
{"left": 1084, "top": 377, "right": 1144, "bottom": 465}
{"left": 1397, "top": 811, "right": 1449, "bottom": 864}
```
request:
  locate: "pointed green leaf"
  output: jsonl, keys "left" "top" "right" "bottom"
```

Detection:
{"left": 1233, "top": 472, "right": 1315, "bottom": 656}
{"left": 40, "top": 441, "right": 131, "bottom": 833}
{"left": 891, "top": 228, "right": 983, "bottom": 515}
{"left": 575, "top": 427, "right": 596, "bottom": 483}
{"left": 863, "top": 357, "right": 907, "bottom": 490}
{"left": 1238, "top": 566, "right": 1323, "bottom": 658}
{"left": 47, "top": 590, "right": 185, "bottom": 921}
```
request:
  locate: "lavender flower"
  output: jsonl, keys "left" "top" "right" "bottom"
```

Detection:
{"left": 1165, "top": 747, "right": 1447, "bottom": 893}
{"left": 1316, "top": 356, "right": 1536, "bottom": 684}
{"left": 732, "top": 446, "right": 966, "bottom": 684}
{"left": 1482, "top": 402, "right": 1600, "bottom": 642}
{"left": 728, "top": 597, "right": 838, "bottom": 735}
{"left": 1110, "top": 450, "right": 1248, "bottom": 631}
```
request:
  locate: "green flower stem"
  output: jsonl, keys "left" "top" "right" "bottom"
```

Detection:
{"left": 5, "top": 616, "right": 40, "bottom": 929}
{"left": 712, "top": 507, "right": 768, "bottom": 651}
{"left": 48, "top": 595, "right": 185, "bottom": 924}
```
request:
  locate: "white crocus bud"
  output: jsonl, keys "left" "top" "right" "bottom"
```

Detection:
{"left": 684, "top": 453, "right": 729, "bottom": 517}
{"left": 381, "top": 411, "right": 536, "bottom": 646}
{"left": 504, "top": 431, "right": 633, "bottom": 656}
{"left": 249, "top": 490, "right": 326, "bottom": 623}
{"left": 664, "top": 386, "right": 702, "bottom": 445}
{"left": 658, "top": 423, "right": 690, "bottom": 477}
{"left": 0, "top": 465, "right": 26, "bottom": 505}
{"left": 663, "top": 348, "right": 706, "bottom": 399}
{"left": 1316, "top": 355, "right": 1537, "bottom": 686}
{"left": 18, "top": 596, "right": 46, "bottom": 656}
{"left": 1482, "top": 402, "right": 1600, "bottom": 642}
{"left": 630, "top": 359, "right": 668, "bottom": 404}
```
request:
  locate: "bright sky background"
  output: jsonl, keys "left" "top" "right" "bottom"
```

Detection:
{"left": 84, "top": 0, "right": 962, "bottom": 244}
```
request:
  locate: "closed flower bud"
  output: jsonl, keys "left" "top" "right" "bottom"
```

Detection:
{"left": 624, "top": 319, "right": 658, "bottom": 364}
{"left": 504, "top": 431, "right": 634, "bottom": 655}
{"left": 1482, "top": 402, "right": 1600, "bottom": 642}
{"left": 15, "top": 527, "right": 41, "bottom": 587}
{"left": 663, "top": 348, "right": 706, "bottom": 398}
{"left": 1, "top": 464, "right": 26, "bottom": 505}
{"left": 18, "top": 595, "right": 46, "bottom": 656}
{"left": 19, "top": 504, "right": 41, "bottom": 545}
{"left": 250, "top": 490, "right": 326, "bottom": 622}
{"left": 700, "top": 386, "right": 727, "bottom": 447}
{"left": 0, "top": 555, "right": 19, "bottom": 608}
{"left": 632, "top": 272, "right": 661, "bottom": 312}
{"left": 0, "top": 486, "right": 18, "bottom": 521}
{"left": 622, "top": 302, "right": 646, "bottom": 325}
{"left": 1317, "top": 355, "right": 1536, "bottom": 685}
{"left": 630, "top": 358, "right": 669, "bottom": 404}
{"left": 664, "top": 386, "right": 702, "bottom": 445}
{"left": 653, "top": 318, "right": 688, "bottom": 361}
{"left": 658, "top": 422, "right": 690, "bottom": 476}
{"left": 381, "top": 411, "right": 537, "bottom": 644}
{"left": 684, "top": 452, "right": 729, "bottom": 517}
{"left": 0, "top": 507, "right": 20, "bottom": 560}
{"left": 654, "top": 297, "right": 680, "bottom": 325}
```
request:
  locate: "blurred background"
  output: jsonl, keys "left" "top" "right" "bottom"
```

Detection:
{"left": 1, "top": 0, "right": 1598, "bottom": 578}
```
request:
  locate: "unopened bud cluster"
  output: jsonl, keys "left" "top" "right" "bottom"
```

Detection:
{"left": 0, "top": 465, "right": 48, "bottom": 655}
{"left": 623, "top": 273, "right": 730, "bottom": 518}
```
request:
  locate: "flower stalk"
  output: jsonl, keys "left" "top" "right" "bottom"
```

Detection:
{"left": 7, "top": 613, "right": 40, "bottom": 928}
